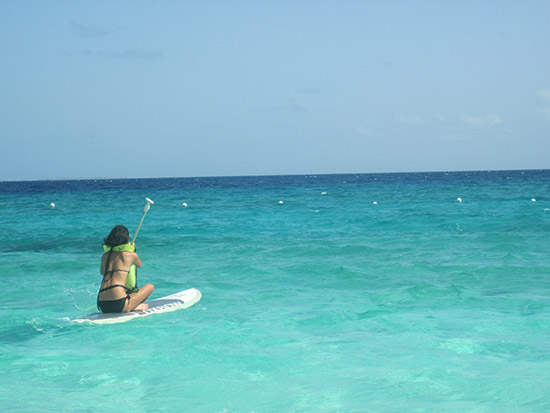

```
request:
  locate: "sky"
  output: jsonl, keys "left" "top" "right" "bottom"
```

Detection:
{"left": 1, "top": 0, "right": 549, "bottom": 181}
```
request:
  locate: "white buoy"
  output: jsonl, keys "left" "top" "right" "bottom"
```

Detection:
{"left": 457, "top": 197, "right": 463, "bottom": 203}
{"left": 321, "top": 191, "right": 327, "bottom": 195}
{"left": 182, "top": 202, "right": 188, "bottom": 207}
{"left": 50, "top": 203, "right": 55, "bottom": 208}
{"left": 531, "top": 198, "right": 536, "bottom": 202}
{"left": 279, "top": 200, "right": 284, "bottom": 205}
{"left": 373, "top": 201, "right": 378, "bottom": 205}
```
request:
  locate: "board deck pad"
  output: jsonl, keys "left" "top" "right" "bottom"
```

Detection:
{"left": 73, "top": 288, "right": 201, "bottom": 325}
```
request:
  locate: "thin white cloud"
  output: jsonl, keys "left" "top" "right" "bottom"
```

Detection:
{"left": 460, "top": 114, "right": 502, "bottom": 125}
{"left": 297, "top": 86, "right": 320, "bottom": 94}
{"left": 536, "top": 107, "right": 550, "bottom": 118}
{"left": 105, "top": 49, "right": 163, "bottom": 61}
{"left": 66, "top": 49, "right": 164, "bottom": 61}
{"left": 486, "top": 114, "right": 502, "bottom": 124}
{"left": 276, "top": 98, "right": 307, "bottom": 113}
{"left": 395, "top": 114, "right": 449, "bottom": 125}
{"left": 537, "top": 89, "right": 550, "bottom": 100}
{"left": 395, "top": 115, "right": 424, "bottom": 124}
{"left": 71, "top": 22, "right": 118, "bottom": 38}
{"left": 355, "top": 126, "right": 383, "bottom": 139}
{"left": 356, "top": 126, "right": 368, "bottom": 135}
{"left": 439, "top": 133, "right": 475, "bottom": 142}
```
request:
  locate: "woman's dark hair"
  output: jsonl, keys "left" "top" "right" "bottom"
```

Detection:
{"left": 103, "top": 225, "right": 130, "bottom": 247}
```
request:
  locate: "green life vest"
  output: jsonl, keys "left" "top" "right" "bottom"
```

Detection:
{"left": 102, "top": 243, "right": 138, "bottom": 292}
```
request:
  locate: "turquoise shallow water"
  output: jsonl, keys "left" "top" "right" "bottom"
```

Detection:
{"left": 1, "top": 171, "right": 549, "bottom": 412}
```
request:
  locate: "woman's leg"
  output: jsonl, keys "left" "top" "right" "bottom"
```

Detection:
{"left": 124, "top": 284, "right": 155, "bottom": 312}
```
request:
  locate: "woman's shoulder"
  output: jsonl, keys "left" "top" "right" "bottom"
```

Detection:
{"left": 120, "top": 251, "right": 137, "bottom": 256}
{"left": 121, "top": 250, "right": 139, "bottom": 260}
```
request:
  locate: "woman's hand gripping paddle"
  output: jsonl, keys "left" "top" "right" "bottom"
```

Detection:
{"left": 132, "top": 198, "right": 154, "bottom": 244}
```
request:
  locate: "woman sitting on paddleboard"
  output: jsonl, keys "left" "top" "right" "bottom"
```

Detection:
{"left": 97, "top": 225, "right": 154, "bottom": 313}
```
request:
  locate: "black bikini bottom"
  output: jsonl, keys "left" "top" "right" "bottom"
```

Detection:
{"left": 97, "top": 296, "right": 129, "bottom": 313}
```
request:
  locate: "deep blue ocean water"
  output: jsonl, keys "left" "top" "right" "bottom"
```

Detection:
{"left": 1, "top": 170, "right": 549, "bottom": 412}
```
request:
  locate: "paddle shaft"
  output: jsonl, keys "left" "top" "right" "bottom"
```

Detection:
{"left": 132, "top": 198, "right": 154, "bottom": 243}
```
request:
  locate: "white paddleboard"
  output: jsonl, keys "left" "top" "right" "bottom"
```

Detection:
{"left": 73, "top": 288, "right": 201, "bottom": 325}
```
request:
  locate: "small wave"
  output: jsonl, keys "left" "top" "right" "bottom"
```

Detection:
{"left": 0, "top": 321, "right": 47, "bottom": 344}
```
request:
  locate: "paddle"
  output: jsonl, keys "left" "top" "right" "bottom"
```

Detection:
{"left": 132, "top": 198, "right": 154, "bottom": 243}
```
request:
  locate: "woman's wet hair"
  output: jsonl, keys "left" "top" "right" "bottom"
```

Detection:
{"left": 103, "top": 225, "right": 130, "bottom": 247}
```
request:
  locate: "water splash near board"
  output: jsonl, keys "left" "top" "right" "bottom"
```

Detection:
{"left": 73, "top": 288, "right": 201, "bottom": 325}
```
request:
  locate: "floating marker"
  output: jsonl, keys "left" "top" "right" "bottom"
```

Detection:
{"left": 457, "top": 197, "right": 463, "bottom": 203}
{"left": 50, "top": 203, "right": 55, "bottom": 208}
{"left": 373, "top": 201, "right": 378, "bottom": 205}
{"left": 279, "top": 200, "right": 284, "bottom": 205}
{"left": 321, "top": 191, "right": 327, "bottom": 195}
{"left": 531, "top": 198, "right": 536, "bottom": 202}
{"left": 182, "top": 202, "right": 188, "bottom": 207}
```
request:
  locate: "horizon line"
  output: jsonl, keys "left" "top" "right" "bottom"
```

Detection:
{"left": 1, "top": 168, "right": 548, "bottom": 184}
